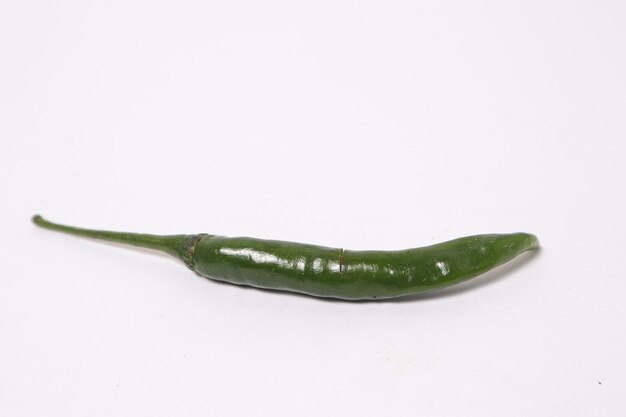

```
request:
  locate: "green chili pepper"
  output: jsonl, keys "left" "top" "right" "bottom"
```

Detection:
{"left": 32, "top": 215, "right": 538, "bottom": 300}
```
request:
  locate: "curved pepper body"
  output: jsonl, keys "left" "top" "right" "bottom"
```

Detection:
{"left": 191, "top": 233, "right": 538, "bottom": 300}
{"left": 32, "top": 215, "right": 539, "bottom": 300}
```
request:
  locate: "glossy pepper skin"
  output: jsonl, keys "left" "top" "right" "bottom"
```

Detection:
{"left": 32, "top": 216, "right": 539, "bottom": 300}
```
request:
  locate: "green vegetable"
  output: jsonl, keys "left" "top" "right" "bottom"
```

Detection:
{"left": 32, "top": 215, "right": 539, "bottom": 300}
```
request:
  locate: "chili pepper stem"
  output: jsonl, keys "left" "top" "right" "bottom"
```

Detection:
{"left": 32, "top": 215, "right": 199, "bottom": 267}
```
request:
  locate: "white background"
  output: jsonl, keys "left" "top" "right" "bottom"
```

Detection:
{"left": 1, "top": 1, "right": 625, "bottom": 416}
